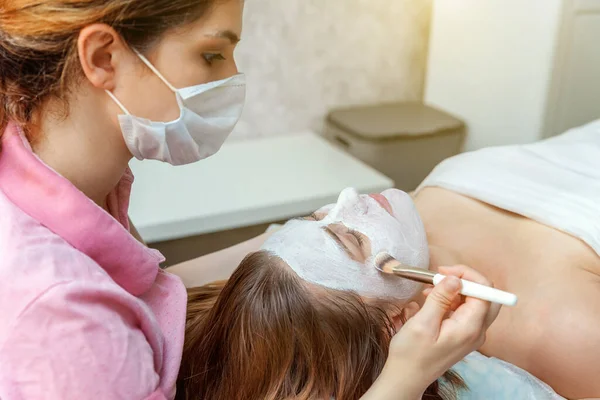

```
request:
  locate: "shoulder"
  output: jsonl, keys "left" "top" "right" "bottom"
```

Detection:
{"left": 0, "top": 223, "right": 116, "bottom": 323}
{"left": 0, "top": 281, "right": 166, "bottom": 400}
{"left": 0, "top": 189, "right": 103, "bottom": 282}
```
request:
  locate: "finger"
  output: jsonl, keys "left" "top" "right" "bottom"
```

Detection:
{"left": 438, "top": 265, "right": 492, "bottom": 287}
{"left": 435, "top": 291, "right": 463, "bottom": 312}
{"left": 485, "top": 300, "right": 502, "bottom": 328}
{"left": 413, "top": 275, "right": 462, "bottom": 335}
{"left": 443, "top": 295, "right": 463, "bottom": 321}
{"left": 423, "top": 288, "right": 463, "bottom": 314}
{"left": 438, "top": 265, "right": 495, "bottom": 324}
{"left": 449, "top": 293, "right": 464, "bottom": 312}
{"left": 450, "top": 295, "right": 492, "bottom": 328}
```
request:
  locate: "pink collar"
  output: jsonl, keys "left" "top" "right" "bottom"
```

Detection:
{"left": 0, "top": 122, "right": 163, "bottom": 296}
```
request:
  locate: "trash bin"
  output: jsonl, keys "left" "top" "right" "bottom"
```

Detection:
{"left": 323, "top": 102, "right": 465, "bottom": 191}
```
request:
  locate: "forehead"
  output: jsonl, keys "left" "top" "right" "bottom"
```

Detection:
{"left": 260, "top": 219, "right": 362, "bottom": 289}
{"left": 185, "top": 0, "right": 243, "bottom": 34}
{"left": 262, "top": 219, "right": 350, "bottom": 262}
{"left": 272, "top": 219, "right": 337, "bottom": 246}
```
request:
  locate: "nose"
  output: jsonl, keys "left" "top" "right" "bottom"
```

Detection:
{"left": 216, "top": 59, "right": 239, "bottom": 82}
{"left": 329, "top": 187, "right": 367, "bottom": 218}
{"left": 338, "top": 187, "right": 360, "bottom": 202}
{"left": 229, "top": 56, "right": 239, "bottom": 76}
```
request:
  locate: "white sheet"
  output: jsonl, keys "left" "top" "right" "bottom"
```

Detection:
{"left": 418, "top": 119, "right": 600, "bottom": 256}
{"left": 450, "top": 351, "right": 565, "bottom": 399}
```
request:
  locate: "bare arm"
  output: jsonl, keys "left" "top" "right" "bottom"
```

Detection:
{"left": 128, "top": 217, "right": 272, "bottom": 288}
{"left": 360, "top": 366, "right": 423, "bottom": 400}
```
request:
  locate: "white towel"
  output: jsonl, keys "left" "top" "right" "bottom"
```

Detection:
{"left": 418, "top": 119, "right": 600, "bottom": 256}
{"left": 449, "top": 351, "right": 565, "bottom": 399}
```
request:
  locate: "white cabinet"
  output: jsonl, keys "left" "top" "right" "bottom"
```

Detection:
{"left": 424, "top": 0, "right": 600, "bottom": 150}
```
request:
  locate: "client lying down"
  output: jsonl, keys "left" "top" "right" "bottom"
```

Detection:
{"left": 178, "top": 188, "right": 464, "bottom": 400}
{"left": 177, "top": 120, "right": 600, "bottom": 399}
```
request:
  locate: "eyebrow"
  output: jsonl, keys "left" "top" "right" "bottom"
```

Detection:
{"left": 291, "top": 213, "right": 317, "bottom": 222}
{"left": 290, "top": 214, "right": 353, "bottom": 257}
{"left": 204, "top": 30, "right": 241, "bottom": 44}
{"left": 322, "top": 226, "right": 353, "bottom": 258}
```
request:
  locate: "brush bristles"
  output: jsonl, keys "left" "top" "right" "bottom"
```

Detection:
{"left": 374, "top": 252, "right": 436, "bottom": 284}
{"left": 374, "top": 252, "right": 398, "bottom": 274}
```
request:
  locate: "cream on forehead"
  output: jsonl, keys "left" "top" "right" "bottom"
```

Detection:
{"left": 261, "top": 188, "right": 429, "bottom": 299}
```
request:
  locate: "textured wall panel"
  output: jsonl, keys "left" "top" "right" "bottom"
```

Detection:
{"left": 231, "top": 0, "right": 432, "bottom": 139}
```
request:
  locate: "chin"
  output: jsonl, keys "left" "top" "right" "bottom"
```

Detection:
{"left": 400, "top": 282, "right": 425, "bottom": 306}
{"left": 381, "top": 187, "right": 413, "bottom": 202}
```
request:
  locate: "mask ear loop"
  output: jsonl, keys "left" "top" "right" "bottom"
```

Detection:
{"left": 105, "top": 90, "right": 131, "bottom": 115}
{"left": 105, "top": 48, "right": 181, "bottom": 115}
{"left": 132, "top": 48, "right": 178, "bottom": 93}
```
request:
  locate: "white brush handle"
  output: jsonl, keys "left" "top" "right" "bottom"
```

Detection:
{"left": 433, "top": 274, "right": 518, "bottom": 307}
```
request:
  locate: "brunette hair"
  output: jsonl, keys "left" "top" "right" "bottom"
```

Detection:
{"left": 177, "top": 251, "right": 464, "bottom": 400}
{"left": 0, "top": 0, "right": 218, "bottom": 140}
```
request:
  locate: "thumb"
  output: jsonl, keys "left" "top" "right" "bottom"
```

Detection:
{"left": 414, "top": 276, "right": 462, "bottom": 335}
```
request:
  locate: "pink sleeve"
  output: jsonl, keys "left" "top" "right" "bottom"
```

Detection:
{"left": 0, "top": 282, "right": 167, "bottom": 400}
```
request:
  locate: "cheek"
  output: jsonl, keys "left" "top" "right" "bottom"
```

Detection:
{"left": 153, "top": 34, "right": 213, "bottom": 88}
{"left": 404, "top": 281, "right": 424, "bottom": 300}
{"left": 171, "top": 51, "right": 221, "bottom": 86}
{"left": 142, "top": 81, "right": 180, "bottom": 121}
{"left": 118, "top": 67, "right": 180, "bottom": 121}
{"left": 354, "top": 219, "right": 400, "bottom": 251}
{"left": 212, "top": 54, "right": 239, "bottom": 81}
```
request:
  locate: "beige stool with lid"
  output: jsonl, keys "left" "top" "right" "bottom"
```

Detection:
{"left": 323, "top": 102, "right": 465, "bottom": 191}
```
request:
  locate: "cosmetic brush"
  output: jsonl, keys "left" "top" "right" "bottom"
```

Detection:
{"left": 374, "top": 252, "right": 518, "bottom": 307}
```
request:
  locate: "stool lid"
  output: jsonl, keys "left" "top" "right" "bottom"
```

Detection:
{"left": 327, "top": 102, "right": 464, "bottom": 141}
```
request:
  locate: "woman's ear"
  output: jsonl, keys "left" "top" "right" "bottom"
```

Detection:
{"left": 390, "top": 301, "right": 420, "bottom": 331}
{"left": 77, "top": 24, "right": 130, "bottom": 91}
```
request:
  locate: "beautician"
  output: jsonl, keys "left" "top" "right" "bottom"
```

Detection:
{"left": 0, "top": 1, "right": 499, "bottom": 399}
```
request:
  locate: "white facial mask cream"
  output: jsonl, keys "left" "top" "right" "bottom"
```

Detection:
{"left": 261, "top": 188, "right": 430, "bottom": 299}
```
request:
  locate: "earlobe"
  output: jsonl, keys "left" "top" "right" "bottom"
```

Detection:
{"left": 392, "top": 301, "right": 420, "bottom": 330}
{"left": 77, "top": 24, "right": 125, "bottom": 91}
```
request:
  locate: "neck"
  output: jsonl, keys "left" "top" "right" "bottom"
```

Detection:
{"left": 429, "top": 244, "right": 465, "bottom": 272}
{"left": 31, "top": 92, "right": 131, "bottom": 209}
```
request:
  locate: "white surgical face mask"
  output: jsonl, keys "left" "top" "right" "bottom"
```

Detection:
{"left": 261, "top": 188, "right": 430, "bottom": 299}
{"left": 106, "top": 49, "right": 246, "bottom": 165}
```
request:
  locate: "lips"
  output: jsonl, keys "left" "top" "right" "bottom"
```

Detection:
{"left": 369, "top": 193, "right": 393, "bottom": 215}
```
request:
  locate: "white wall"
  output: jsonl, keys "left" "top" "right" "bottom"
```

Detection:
{"left": 425, "top": 0, "right": 564, "bottom": 150}
{"left": 543, "top": 0, "right": 600, "bottom": 138}
{"left": 231, "top": 0, "right": 433, "bottom": 140}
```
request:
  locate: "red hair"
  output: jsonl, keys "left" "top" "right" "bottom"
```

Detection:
{"left": 0, "top": 0, "right": 217, "bottom": 140}
{"left": 177, "top": 251, "right": 464, "bottom": 399}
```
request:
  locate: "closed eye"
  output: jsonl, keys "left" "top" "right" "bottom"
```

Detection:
{"left": 291, "top": 214, "right": 368, "bottom": 261}
{"left": 347, "top": 228, "right": 364, "bottom": 246}
{"left": 323, "top": 226, "right": 354, "bottom": 259}
{"left": 297, "top": 212, "right": 322, "bottom": 222}
{"left": 323, "top": 225, "right": 368, "bottom": 262}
